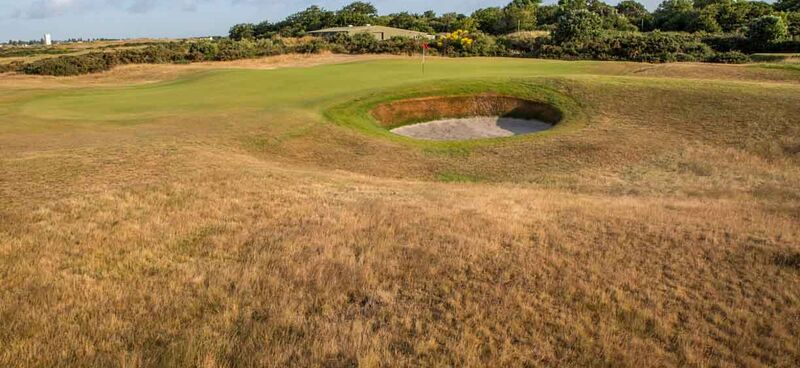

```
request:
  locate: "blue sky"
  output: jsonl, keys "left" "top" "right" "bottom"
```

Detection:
{"left": 1, "top": 0, "right": 661, "bottom": 41}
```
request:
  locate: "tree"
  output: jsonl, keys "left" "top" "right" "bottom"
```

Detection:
{"left": 654, "top": 0, "right": 695, "bottom": 31}
{"left": 558, "top": 0, "right": 588, "bottom": 11}
{"left": 689, "top": 6, "right": 722, "bottom": 32}
{"left": 746, "top": 2, "right": 775, "bottom": 18}
{"left": 509, "top": 0, "right": 543, "bottom": 7}
{"left": 229, "top": 23, "right": 255, "bottom": 41}
{"left": 787, "top": 11, "right": 800, "bottom": 37}
{"left": 747, "top": 15, "right": 789, "bottom": 43}
{"left": 254, "top": 21, "right": 275, "bottom": 39}
{"left": 616, "top": 0, "right": 648, "bottom": 18}
{"left": 431, "top": 12, "right": 476, "bottom": 33}
{"left": 336, "top": 1, "right": 378, "bottom": 26}
{"left": 504, "top": 0, "right": 538, "bottom": 33}
{"left": 386, "top": 12, "right": 434, "bottom": 33}
{"left": 473, "top": 7, "right": 506, "bottom": 34}
{"left": 274, "top": 6, "right": 336, "bottom": 36}
{"left": 714, "top": 2, "right": 750, "bottom": 32}
{"left": 553, "top": 9, "right": 602, "bottom": 43}
{"left": 537, "top": 5, "right": 561, "bottom": 26}
{"left": 776, "top": 0, "right": 800, "bottom": 12}
{"left": 616, "top": 0, "right": 653, "bottom": 31}
{"left": 693, "top": 0, "right": 731, "bottom": 9}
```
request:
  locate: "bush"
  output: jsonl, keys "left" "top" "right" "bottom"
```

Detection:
{"left": 534, "top": 31, "right": 712, "bottom": 63}
{"left": 343, "top": 32, "right": 380, "bottom": 53}
{"left": 254, "top": 39, "right": 287, "bottom": 56}
{"left": 22, "top": 53, "right": 113, "bottom": 76}
{"left": 292, "top": 38, "right": 331, "bottom": 54}
{"left": 188, "top": 41, "right": 219, "bottom": 61}
{"left": 378, "top": 36, "right": 423, "bottom": 55}
{"left": 702, "top": 33, "right": 749, "bottom": 52}
{"left": 705, "top": 50, "right": 752, "bottom": 63}
{"left": 216, "top": 39, "right": 257, "bottom": 61}
{"left": 498, "top": 33, "right": 548, "bottom": 56}
{"left": 0, "top": 61, "right": 23, "bottom": 74}
{"left": 434, "top": 30, "right": 476, "bottom": 56}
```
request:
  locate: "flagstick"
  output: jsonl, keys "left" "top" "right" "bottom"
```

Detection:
{"left": 422, "top": 44, "right": 426, "bottom": 75}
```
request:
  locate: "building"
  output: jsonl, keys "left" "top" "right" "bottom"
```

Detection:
{"left": 309, "top": 25, "right": 431, "bottom": 41}
{"left": 43, "top": 34, "right": 52, "bottom": 46}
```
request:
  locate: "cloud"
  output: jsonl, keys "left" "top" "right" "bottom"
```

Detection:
{"left": 13, "top": 0, "right": 213, "bottom": 18}
{"left": 128, "top": 0, "right": 156, "bottom": 13}
{"left": 23, "top": 0, "right": 91, "bottom": 19}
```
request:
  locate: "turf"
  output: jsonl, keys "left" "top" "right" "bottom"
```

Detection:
{"left": 1, "top": 57, "right": 799, "bottom": 367}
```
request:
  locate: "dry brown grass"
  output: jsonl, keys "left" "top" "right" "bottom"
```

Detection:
{"left": 1, "top": 58, "right": 799, "bottom": 367}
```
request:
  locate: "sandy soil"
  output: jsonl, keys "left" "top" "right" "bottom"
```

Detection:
{"left": 391, "top": 116, "right": 553, "bottom": 141}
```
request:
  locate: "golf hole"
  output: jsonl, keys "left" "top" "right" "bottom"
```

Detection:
{"left": 372, "top": 94, "right": 562, "bottom": 141}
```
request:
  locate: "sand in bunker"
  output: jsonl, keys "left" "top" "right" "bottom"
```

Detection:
{"left": 391, "top": 116, "right": 553, "bottom": 141}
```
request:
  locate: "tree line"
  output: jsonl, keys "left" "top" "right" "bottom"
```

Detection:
{"left": 229, "top": 0, "right": 800, "bottom": 41}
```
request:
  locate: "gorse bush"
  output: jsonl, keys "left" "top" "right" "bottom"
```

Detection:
{"left": 0, "top": 61, "right": 24, "bottom": 74}
{"left": 434, "top": 30, "right": 477, "bottom": 56}
{"left": 23, "top": 53, "right": 114, "bottom": 76}
{"left": 705, "top": 50, "right": 752, "bottom": 64}
{"left": 188, "top": 41, "right": 219, "bottom": 61}
{"left": 537, "top": 31, "right": 715, "bottom": 62}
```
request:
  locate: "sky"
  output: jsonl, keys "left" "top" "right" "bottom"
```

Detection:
{"left": 0, "top": 0, "right": 662, "bottom": 41}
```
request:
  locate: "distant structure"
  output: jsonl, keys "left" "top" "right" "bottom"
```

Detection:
{"left": 43, "top": 34, "right": 52, "bottom": 46}
{"left": 309, "top": 25, "right": 431, "bottom": 41}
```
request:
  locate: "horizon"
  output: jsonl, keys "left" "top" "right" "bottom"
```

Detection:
{"left": 0, "top": 0, "right": 667, "bottom": 42}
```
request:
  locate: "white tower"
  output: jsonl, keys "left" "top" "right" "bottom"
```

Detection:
{"left": 44, "top": 34, "right": 52, "bottom": 46}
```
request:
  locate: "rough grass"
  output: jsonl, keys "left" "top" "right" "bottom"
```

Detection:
{"left": 1, "top": 57, "right": 799, "bottom": 367}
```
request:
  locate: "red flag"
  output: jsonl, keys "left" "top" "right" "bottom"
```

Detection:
{"left": 422, "top": 43, "right": 430, "bottom": 50}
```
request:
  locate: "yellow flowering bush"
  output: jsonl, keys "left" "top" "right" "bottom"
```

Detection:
{"left": 436, "top": 29, "right": 474, "bottom": 55}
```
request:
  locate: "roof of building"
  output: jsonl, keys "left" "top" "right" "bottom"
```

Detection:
{"left": 309, "top": 25, "right": 428, "bottom": 36}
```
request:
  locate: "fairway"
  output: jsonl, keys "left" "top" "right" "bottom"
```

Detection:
{"left": 2, "top": 57, "right": 800, "bottom": 366}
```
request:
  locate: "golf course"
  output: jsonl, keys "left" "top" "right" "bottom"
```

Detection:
{"left": 1, "top": 56, "right": 799, "bottom": 366}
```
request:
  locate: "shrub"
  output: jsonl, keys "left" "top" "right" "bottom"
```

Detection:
{"left": 702, "top": 33, "right": 749, "bottom": 52}
{"left": 188, "top": 41, "right": 219, "bottom": 61}
{"left": 498, "top": 32, "right": 548, "bottom": 56}
{"left": 254, "top": 39, "right": 286, "bottom": 57}
{"left": 534, "top": 31, "right": 712, "bottom": 63}
{"left": 378, "top": 36, "right": 422, "bottom": 55}
{"left": 216, "top": 39, "right": 257, "bottom": 61}
{"left": 434, "top": 30, "right": 476, "bottom": 56}
{"left": 292, "top": 38, "right": 330, "bottom": 54}
{"left": 22, "top": 53, "right": 113, "bottom": 76}
{"left": 0, "top": 61, "right": 23, "bottom": 74}
{"left": 344, "top": 32, "right": 380, "bottom": 53}
{"left": 469, "top": 32, "right": 501, "bottom": 56}
{"left": 706, "top": 50, "right": 751, "bottom": 63}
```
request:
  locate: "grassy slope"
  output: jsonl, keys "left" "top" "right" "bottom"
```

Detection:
{"left": 1, "top": 58, "right": 799, "bottom": 367}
